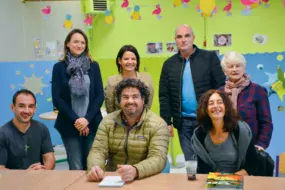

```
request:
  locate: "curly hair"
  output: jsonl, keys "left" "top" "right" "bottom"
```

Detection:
{"left": 116, "top": 45, "right": 140, "bottom": 73}
{"left": 196, "top": 89, "right": 240, "bottom": 132}
{"left": 115, "top": 78, "right": 149, "bottom": 105}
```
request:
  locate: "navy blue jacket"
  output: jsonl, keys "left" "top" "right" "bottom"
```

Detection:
{"left": 51, "top": 60, "right": 104, "bottom": 136}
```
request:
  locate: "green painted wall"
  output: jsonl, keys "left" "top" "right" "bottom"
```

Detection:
{"left": 90, "top": 0, "right": 285, "bottom": 59}
{"left": 87, "top": 0, "right": 285, "bottom": 164}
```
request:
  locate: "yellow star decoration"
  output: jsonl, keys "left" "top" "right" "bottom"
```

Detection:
{"left": 20, "top": 73, "right": 47, "bottom": 95}
{"left": 271, "top": 66, "right": 285, "bottom": 101}
{"left": 277, "top": 54, "right": 284, "bottom": 62}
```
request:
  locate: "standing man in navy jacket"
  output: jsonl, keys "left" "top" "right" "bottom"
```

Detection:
{"left": 159, "top": 24, "right": 225, "bottom": 161}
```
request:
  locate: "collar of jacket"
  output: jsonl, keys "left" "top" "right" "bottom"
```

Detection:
{"left": 115, "top": 71, "right": 141, "bottom": 82}
{"left": 177, "top": 44, "right": 200, "bottom": 61}
{"left": 113, "top": 108, "right": 148, "bottom": 128}
{"left": 191, "top": 121, "right": 252, "bottom": 171}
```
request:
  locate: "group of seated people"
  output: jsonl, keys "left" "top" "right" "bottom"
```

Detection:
{"left": 0, "top": 25, "right": 274, "bottom": 183}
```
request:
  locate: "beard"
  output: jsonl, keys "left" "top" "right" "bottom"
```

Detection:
{"left": 123, "top": 103, "right": 143, "bottom": 117}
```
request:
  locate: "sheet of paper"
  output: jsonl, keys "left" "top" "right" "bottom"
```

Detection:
{"left": 98, "top": 176, "right": 125, "bottom": 188}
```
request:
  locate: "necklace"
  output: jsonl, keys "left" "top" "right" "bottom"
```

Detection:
{"left": 210, "top": 131, "right": 224, "bottom": 141}
{"left": 217, "top": 132, "right": 223, "bottom": 141}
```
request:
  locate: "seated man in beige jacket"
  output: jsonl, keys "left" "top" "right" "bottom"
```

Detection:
{"left": 87, "top": 78, "right": 169, "bottom": 182}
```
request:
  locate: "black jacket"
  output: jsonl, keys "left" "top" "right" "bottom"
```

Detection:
{"left": 159, "top": 45, "right": 225, "bottom": 129}
{"left": 191, "top": 121, "right": 258, "bottom": 175}
{"left": 52, "top": 60, "right": 104, "bottom": 136}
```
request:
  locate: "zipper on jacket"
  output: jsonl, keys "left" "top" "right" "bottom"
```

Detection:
{"left": 124, "top": 127, "right": 131, "bottom": 164}
{"left": 122, "top": 122, "right": 142, "bottom": 165}
{"left": 179, "top": 59, "right": 185, "bottom": 118}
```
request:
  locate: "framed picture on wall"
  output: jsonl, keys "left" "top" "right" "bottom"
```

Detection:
{"left": 146, "top": 42, "right": 163, "bottom": 54}
{"left": 214, "top": 34, "right": 232, "bottom": 47}
{"left": 166, "top": 42, "right": 178, "bottom": 53}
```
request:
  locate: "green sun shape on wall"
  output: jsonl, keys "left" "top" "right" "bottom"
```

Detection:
{"left": 19, "top": 73, "right": 47, "bottom": 95}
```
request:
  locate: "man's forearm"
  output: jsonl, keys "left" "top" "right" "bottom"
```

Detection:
{"left": 44, "top": 159, "right": 55, "bottom": 170}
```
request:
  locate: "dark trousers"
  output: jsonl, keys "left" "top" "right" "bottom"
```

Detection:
{"left": 177, "top": 117, "right": 198, "bottom": 161}
{"left": 61, "top": 132, "right": 95, "bottom": 170}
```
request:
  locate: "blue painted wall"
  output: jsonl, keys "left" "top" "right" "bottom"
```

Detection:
{"left": 0, "top": 61, "right": 62, "bottom": 145}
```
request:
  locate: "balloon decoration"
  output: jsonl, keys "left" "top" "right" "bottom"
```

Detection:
{"left": 196, "top": 0, "right": 216, "bottom": 48}
{"left": 197, "top": 0, "right": 217, "bottom": 18}
{"left": 173, "top": 0, "right": 182, "bottom": 7}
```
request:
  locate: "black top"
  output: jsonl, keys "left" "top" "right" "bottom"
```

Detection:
{"left": 0, "top": 120, "right": 54, "bottom": 169}
{"left": 159, "top": 45, "right": 225, "bottom": 129}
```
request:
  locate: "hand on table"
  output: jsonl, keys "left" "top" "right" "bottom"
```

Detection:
{"left": 235, "top": 169, "right": 248, "bottom": 176}
{"left": 27, "top": 162, "right": 46, "bottom": 170}
{"left": 116, "top": 165, "right": 138, "bottom": 182}
{"left": 87, "top": 166, "right": 104, "bottom": 182}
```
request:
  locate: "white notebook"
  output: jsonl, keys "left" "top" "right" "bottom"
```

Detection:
{"left": 98, "top": 176, "right": 125, "bottom": 188}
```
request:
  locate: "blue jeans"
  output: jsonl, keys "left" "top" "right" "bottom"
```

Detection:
{"left": 61, "top": 132, "right": 95, "bottom": 170}
{"left": 178, "top": 117, "right": 198, "bottom": 161}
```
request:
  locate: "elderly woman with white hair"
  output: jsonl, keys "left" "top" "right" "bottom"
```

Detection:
{"left": 220, "top": 51, "right": 273, "bottom": 151}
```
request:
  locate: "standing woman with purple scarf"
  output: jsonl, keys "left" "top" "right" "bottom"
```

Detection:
{"left": 52, "top": 29, "right": 104, "bottom": 170}
{"left": 220, "top": 51, "right": 273, "bottom": 150}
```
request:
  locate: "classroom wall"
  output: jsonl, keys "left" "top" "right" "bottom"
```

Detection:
{"left": 90, "top": 0, "right": 285, "bottom": 58}
{"left": 0, "top": 0, "right": 284, "bottom": 162}
{"left": 0, "top": 0, "right": 84, "bottom": 62}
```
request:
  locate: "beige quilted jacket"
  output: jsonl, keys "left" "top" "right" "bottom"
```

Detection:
{"left": 87, "top": 109, "right": 169, "bottom": 179}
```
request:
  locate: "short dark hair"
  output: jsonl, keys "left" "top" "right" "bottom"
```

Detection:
{"left": 196, "top": 89, "right": 239, "bottom": 132}
{"left": 12, "top": 89, "right": 36, "bottom": 105}
{"left": 115, "top": 78, "right": 149, "bottom": 105}
{"left": 116, "top": 45, "right": 140, "bottom": 73}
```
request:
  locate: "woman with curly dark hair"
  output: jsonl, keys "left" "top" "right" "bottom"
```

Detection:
{"left": 191, "top": 90, "right": 258, "bottom": 176}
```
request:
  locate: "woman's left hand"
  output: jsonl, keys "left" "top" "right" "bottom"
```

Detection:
{"left": 74, "top": 118, "right": 89, "bottom": 131}
{"left": 80, "top": 127, "right": 90, "bottom": 136}
{"left": 235, "top": 169, "right": 248, "bottom": 176}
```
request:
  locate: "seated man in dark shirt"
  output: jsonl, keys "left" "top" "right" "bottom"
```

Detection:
{"left": 0, "top": 89, "right": 55, "bottom": 170}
